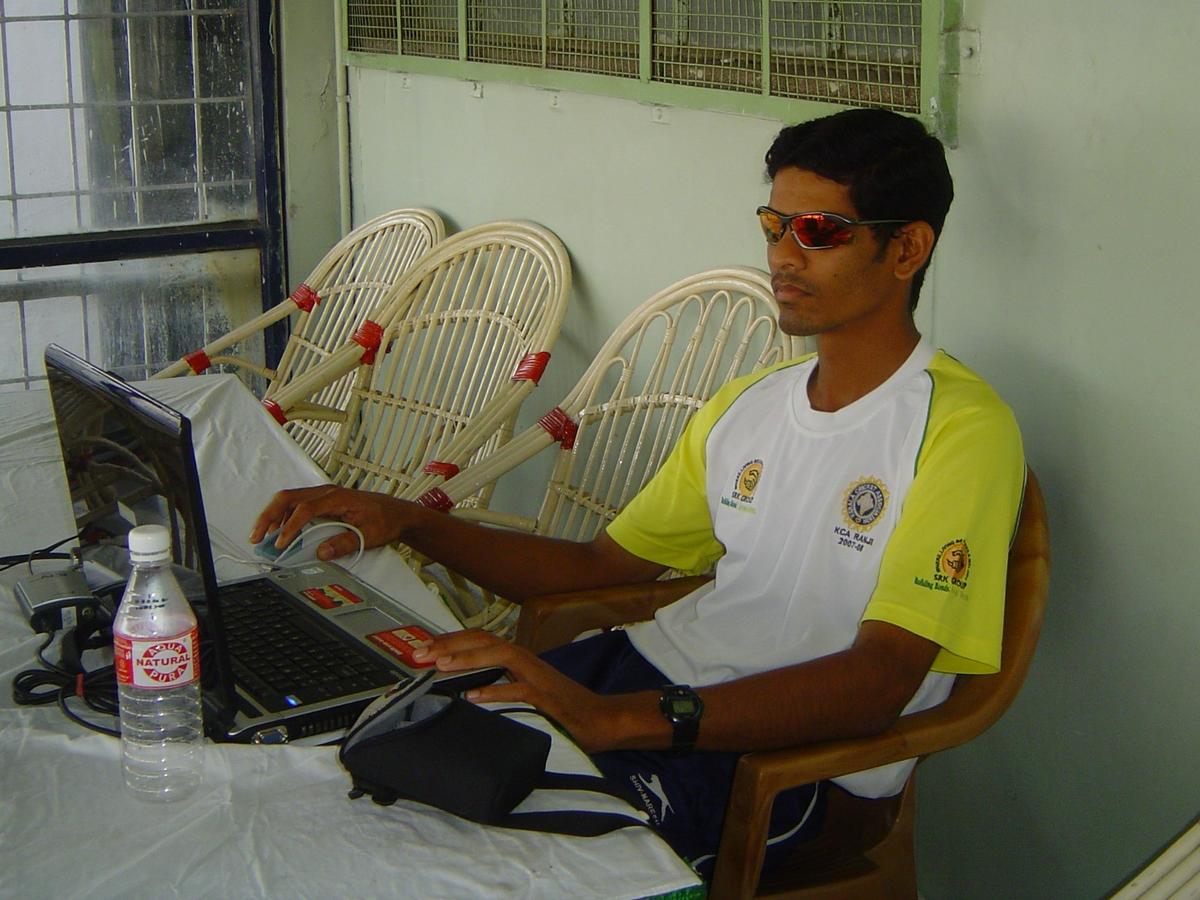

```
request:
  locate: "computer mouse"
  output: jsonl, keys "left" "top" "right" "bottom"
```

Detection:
{"left": 254, "top": 519, "right": 361, "bottom": 567}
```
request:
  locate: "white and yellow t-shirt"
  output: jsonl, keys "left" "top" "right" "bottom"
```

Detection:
{"left": 607, "top": 340, "right": 1025, "bottom": 797}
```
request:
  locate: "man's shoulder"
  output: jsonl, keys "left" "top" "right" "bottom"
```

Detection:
{"left": 920, "top": 350, "right": 1023, "bottom": 465}
{"left": 925, "top": 350, "right": 1017, "bottom": 420}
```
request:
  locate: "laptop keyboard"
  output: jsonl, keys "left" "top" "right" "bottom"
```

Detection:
{"left": 218, "top": 579, "right": 406, "bottom": 713}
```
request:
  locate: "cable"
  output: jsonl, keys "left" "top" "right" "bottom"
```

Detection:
{"left": 300, "top": 521, "right": 366, "bottom": 567}
{"left": 11, "top": 631, "right": 120, "bottom": 737}
{"left": 0, "top": 527, "right": 90, "bottom": 573}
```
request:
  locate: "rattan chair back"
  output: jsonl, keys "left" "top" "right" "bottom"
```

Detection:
{"left": 304, "top": 221, "right": 572, "bottom": 502}
{"left": 153, "top": 208, "right": 446, "bottom": 414}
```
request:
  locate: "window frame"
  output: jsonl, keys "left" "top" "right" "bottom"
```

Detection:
{"left": 343, "top": 0, "right": 960, "bottom": 141}
{"left": 0, "top": 0, "right": 288, "bottom": 370}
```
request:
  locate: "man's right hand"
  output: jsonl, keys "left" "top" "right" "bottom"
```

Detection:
{"left": 250, "top": 485, "right": 414, "bottom": 561}
{"left": 251, "top": 483, "right": 665, "bottom": 602}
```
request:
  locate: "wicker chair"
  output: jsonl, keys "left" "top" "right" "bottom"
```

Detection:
{"left": 517, "top": 469, "right": 1050, "bottom": 899}
{"left": 266, "top": 220, "right": 572, "bottom": 497}
{"left": 154, "top": 208, "right": 446, "bottom": 393}
{"left": 420, "top": 266, "right": 807, "bottom": 629}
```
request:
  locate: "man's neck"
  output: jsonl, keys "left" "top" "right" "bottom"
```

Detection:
{"left": 807, "top": 320, "right": 922, "bottom": 413}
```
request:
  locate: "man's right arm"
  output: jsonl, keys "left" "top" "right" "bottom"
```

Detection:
{"left": 250, "top": 485, "right": 666, "bottom": 602}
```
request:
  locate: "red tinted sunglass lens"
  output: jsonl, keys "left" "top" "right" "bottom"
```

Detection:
{"left": 794, "top": 214, "right": 851, "bottom": 247}
{"left": 758, "top": 210, "right": 786, "bottom": 243}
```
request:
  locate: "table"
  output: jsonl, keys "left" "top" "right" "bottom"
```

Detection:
{"left": 0, "top": 375, "right": 702, "bottom": 900}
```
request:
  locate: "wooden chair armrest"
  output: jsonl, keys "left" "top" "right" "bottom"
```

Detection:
{"left": 515, "top": 575, "right": 713, "bottom": 654}
{"left": 710, "top": 682, "right": 1013, "bottom": 899}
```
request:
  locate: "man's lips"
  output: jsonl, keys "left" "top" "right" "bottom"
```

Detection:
{"left": 772, "top": 276, "right": 814, "bottom": 300}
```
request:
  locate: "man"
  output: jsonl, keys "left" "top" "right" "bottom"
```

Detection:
{"left": 252, "top": 108, "right": 1025, "bottom": 875}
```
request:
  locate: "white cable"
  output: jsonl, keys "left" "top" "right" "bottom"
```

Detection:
{"left": 298, "top": 521, "right": 367, "bottom": 568}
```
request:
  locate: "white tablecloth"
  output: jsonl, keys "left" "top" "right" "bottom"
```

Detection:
{"left": 0, "top": 375, "right": 701, "bottom": 900}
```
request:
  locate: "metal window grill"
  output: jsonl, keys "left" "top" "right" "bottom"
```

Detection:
{"left": 652, "top": 0, "right": 761, "bottom": 93}
{"left": 402, "top": 0, "right": 458, "bottom": 60}
{"left": 468, "top": 0, "right": 542, "bottom": 65}
{"left": 345, "top": 0, "right": 925, "bottom": 116}
{"left": 548, "top": 0, "right": 638, "bottom": 78}
{"left": 346, "top": 0, "right": 399, "bottom": 53}
{"left": 769, "top": 1, "right": 921, "bottom": 112}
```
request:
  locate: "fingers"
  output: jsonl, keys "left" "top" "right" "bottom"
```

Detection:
{"left": 249, "top": 489, "right": 297, "bottom": 543}
{"left": 413, "top": 629, "right": 516, "bottom": 672}
{"left": 248, "top": 485, "right": 338, "bottom": 547}
{"left": 316, "top": 531, "right": 363, "bottom": 561}
{"left": 413, "top": 629, "right": 618, "bottom": 753}
{"left": 461, "top": 680, "right": 535, "bottom": 705}
{"left": 414, "top": 631, "right": 560, "bottom": 698}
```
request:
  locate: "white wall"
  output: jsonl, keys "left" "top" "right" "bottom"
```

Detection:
{"left": 310, "top": 1, "right": 1200, "bottom": 895}
{"left": 914, "top": 2, "right": 1200, "bottom": 897}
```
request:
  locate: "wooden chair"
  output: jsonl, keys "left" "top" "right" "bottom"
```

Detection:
{"left": 515, "top": 469, "right": 1050, "bottom": 899}
{"left": 153, "top": 208, "right": 446, "bottom": 400}
{"left": 267, "top": 221, "right": 572, "bottom": 497}
{"left": 421, "top": 267, "right": 808, "bottom": 628}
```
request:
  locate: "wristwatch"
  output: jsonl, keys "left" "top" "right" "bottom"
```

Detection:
{"left": 659, "top": 684, "right": 704, "bottom": 755}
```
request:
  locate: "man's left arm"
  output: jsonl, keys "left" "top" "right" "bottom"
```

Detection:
{"left": 414, "top": 621, "right": 937, "bottom": 754}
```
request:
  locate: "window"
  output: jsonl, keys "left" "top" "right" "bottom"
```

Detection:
{"left": 345, "top": 0, "right": 955, "bottom": 134}
{"left": 0, "top": 1, "right": 283, "bottom": 390}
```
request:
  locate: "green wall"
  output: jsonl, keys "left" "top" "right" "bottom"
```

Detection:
{"left": 279, "top": 1, "right": 342, "bottom": 290}
{"left": 284, "top": 1, "right": 1199, "bottom": 895}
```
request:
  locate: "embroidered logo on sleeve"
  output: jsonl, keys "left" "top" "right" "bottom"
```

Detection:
{"left": 914, "top": 538, "right": 971, "bottom": 595}
{"left": 937, "top": 540, "right": 971, "bottom": 586}
{"left": 833, "top": 477, "right": 889, "bottom": 553}
{"left": 720, "top": 458, "right": 764, "bottom": 513}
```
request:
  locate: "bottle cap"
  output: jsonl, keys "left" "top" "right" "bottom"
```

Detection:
{"left": 128, "top": 524, "right": 171, "bottom": 562}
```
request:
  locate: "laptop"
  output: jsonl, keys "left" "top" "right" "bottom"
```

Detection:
{"left": 43, "top": 344, "right": 498, "bottom": 744}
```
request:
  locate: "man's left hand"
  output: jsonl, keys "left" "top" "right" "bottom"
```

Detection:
{"left": 413, "top": 630, "right": 626, "bottom": 753}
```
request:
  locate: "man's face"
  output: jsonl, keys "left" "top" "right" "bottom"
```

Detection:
{"left": 765, "top": 166, "right": 905, "bottom": 338}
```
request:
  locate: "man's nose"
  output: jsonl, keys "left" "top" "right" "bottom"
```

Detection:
{"left": 768, "top": 235, "right": 807, "bottom": 271}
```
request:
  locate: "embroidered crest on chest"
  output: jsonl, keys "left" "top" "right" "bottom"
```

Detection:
{"left": 832, "top": 476, "right": 890, "bottom": 553}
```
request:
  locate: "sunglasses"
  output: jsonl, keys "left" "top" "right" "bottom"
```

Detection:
{"left": 756, "top": 206, "right": 911, "bottom": 249}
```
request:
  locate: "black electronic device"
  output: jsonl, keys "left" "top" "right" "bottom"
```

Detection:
{"left": 14, "top": 566, "right": 97, "bottom": 633}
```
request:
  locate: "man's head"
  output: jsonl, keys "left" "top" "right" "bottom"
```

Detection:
{"left": 764, "top": 109, "right": 953, "bottom": 310}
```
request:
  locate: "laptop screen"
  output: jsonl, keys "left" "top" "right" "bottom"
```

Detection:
{"left": 43, "top": 343, "right": 237, "bottom": 718}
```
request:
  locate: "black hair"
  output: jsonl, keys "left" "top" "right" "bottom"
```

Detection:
{"left": 765, "top": 108, "right": 953, "bottom": 309}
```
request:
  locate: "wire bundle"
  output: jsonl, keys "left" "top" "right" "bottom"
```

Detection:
{"left": 11, "top": 633, "right": 120, "bottom": 737}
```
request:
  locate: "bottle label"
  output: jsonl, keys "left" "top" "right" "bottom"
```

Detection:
{"left": 114, "top": 627, "right": 200, "bottom": 689}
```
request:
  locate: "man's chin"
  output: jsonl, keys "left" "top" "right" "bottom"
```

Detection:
{"left": 777, "top": 313, "right": 820, "bottom": 338}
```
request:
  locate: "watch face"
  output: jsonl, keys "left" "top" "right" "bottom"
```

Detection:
{"left": 666, "top": 697, "right": 700, "bottom": 719}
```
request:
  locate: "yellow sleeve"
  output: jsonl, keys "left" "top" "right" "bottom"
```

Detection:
{"left": 604, "top": 395, "right": 726, "bottom": 574}
{"left": 605, "top": 360, "right": 804, "bottom": 573}
{"left": 862, "top": 365, "right": 1025, "bottom": 675}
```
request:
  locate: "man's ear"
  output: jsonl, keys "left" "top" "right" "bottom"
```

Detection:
{"left": 893, "top": 221, "right": 936, "bottom": 281}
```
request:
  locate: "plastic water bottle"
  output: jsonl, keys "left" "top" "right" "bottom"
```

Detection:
{"left": 113, "top": 524, "right": 203, "bottom": 801}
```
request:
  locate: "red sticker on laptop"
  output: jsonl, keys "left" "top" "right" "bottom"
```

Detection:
{"left": 300, "top": 587, "right": 340, "bottom": 609}
{"left": 300, "top": 583, "right": 364, "bottom": 610}
{"left": 367, "top": 625, "right": 435, "bottom": 667}
{"left": 328, "top": 583, "right": 364, "bottom": 604}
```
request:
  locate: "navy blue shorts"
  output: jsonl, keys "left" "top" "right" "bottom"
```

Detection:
{"left": 540, "top": 629, "right": 825, "bottom": 878}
